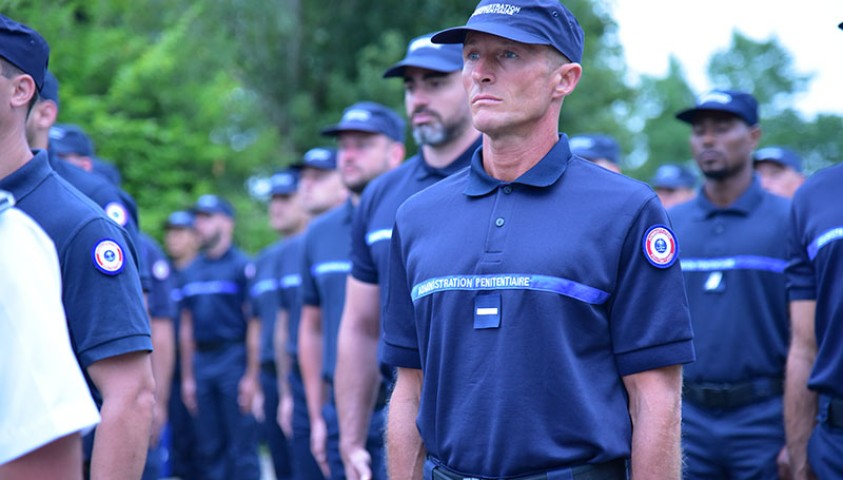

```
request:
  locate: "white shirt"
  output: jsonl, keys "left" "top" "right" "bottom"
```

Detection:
{"left": 0, "top": 201, "right": 100, "bottom": 465}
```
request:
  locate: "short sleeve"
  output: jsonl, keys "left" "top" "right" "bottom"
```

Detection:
{"left": 785, "top": 193, "right": 816, "bottom": 301}
{"left": 381, "top": 223, "right": 422, "bottom": 369}
{"left": 300, "top": 229, "right": 320, "bottom": 307}
{"left": 608, "top": 197, "right": 696, "bottom": 376}
{"left": 60, "top": 218, "right": 152, "bottom": 368}
{"left": 350, "top": 191, "right": 379, "bottom": 284}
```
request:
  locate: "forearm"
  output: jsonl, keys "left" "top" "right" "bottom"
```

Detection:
{"left": 274, "top": 309, "right": 292, "bottom": 397}
{"left": 150, "top": 318, "right": 175, "bottom": 408}
{"left": 335, "top": 312, "right": 381, "bottom": 450}
{"left": 87, "top": 352, "right": 156, "bottom": 480}
{"left": 245, "top": 319, "right": 261, "bottom": 379}
{"left": 299, "top": 306, "right": 325, "bottom": 421}
{"left": 178, "top": 312, "right": 195, "bottom": 381}
{"left": 387, "top": 368, "right": 425, "bottom": 480}
{"left": 786, "top": 299, "right": 819, "bottom": 480}
{"left": 625, "top": 365, "right": 683, "bottom": 480}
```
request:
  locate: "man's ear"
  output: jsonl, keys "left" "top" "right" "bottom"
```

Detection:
{"left": 30, "top": 100, "right": 58, "bottom": 129}
{"left": 552, "top": 62, "right": 582, "bottom": 99}
{"left": 10, "top": 74, "right": 37, "bottom": 108}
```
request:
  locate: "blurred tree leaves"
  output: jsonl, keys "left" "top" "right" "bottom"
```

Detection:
{"left": 4, "top": 1, "right": 841, "bottom": 253}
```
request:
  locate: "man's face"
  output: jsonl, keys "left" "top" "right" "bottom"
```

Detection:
{"left": 336, "top": 131, "right": 399, "bottom": 194}
{"left": 268, "top": 192, "right": 305, "bottom": 235}
{"left": 754, "top": 161, "right": 805, "bottom": 198}
{"left": 403, "top": 67, "right": 472, "bottom": 147}
{"left": 56, "top": 152, "right": 93, "bottom": 172}
{"left": 164, "top": 227, "right": 199, "bottom": 261}
{"left": 689, "top": 113, "right": 759, "bottom": 181}
{"left": 655, "top": 187, "right": 696, "bottom": 209}
{"left": 297, "top": 167, "right": 346, "bottom": 215}
{"left": 461, "top": 32, "right": 561, "bottom": 137}
{"left": 193, "top": 212, "right": 231, "bottom": 251}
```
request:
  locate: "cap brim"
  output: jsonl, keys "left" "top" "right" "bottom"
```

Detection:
{"left": 383, "top": 56, "right": 462, "bottom": 78}
{"left": 675, "top": 106, "right": 746, "bottom": 124}
{"left": 321, "top": 122, "right": 382, "bottom": 137}
{"left": 432, "top": 23, "right": 552, "bottom": 48}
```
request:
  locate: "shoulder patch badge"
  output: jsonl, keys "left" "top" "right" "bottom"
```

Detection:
{"left": 92, "top": 239, "right": 125, "bottom": 275}
{"left": 642, "top": 225, "right": 678, "bottom": 268}
{"left": 104, "top": 202, "right": 128, "bottom": 226}
{"left": 152, "top": 259, "right": 170, "bottom": 281}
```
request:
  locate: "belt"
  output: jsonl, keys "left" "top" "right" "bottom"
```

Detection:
{"left": 683, "top": 378, "right": 783, "bottom": 410}
{"left": 429, "top": 458, "right": 627, "bottom": 480}
{"left": 194, "top": 338, "right": 243, "bottom": 352}
{"left": 825, "top": 396, "right": 843, "bottom": 429}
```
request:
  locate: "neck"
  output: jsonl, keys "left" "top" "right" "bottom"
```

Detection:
{"left": 421, "top": 126, "right": 481, "bottom": 170}
{"left": 0, "top": 135, "right": 35, "bottom": 180}
{"left": 173, "top": 253, "right": 197, "bottom": 270}
{"left": 29, "top": 129, "right": 49, "bottom": 150}
{"left": 482, "top": 121, "right": 559, "bottom": 182}
{"left": 703, "top": 165, "right": 754, "bottom": 208}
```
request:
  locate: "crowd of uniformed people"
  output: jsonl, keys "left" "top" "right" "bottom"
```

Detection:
{"left": 2, "top": 3, "right": 842, "bottom": 480}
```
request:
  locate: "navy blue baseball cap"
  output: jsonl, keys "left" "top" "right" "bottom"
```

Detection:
{"left": 753, "top": 146, "right": 803, "bottom": 173}
{"left": 383, "top": 33, "right": 464, "bottom": 78}
{"left": 269, "top": 168, "right": 300, "bottom": 196}
{"left": 0, "top": 15, "right": 50, "bottom": 92}
{"left": 193, "top": 194, "right": 235, "bottom": 218}
{"left": 165, "top": 210, "right": 195, "bottom": 229}
{"left": 49, "top": 124, "right": 94, "bottom": 156}
{"left": 676, "top": 89, "right": 759, "bottom": 126}
{"left": 649, "top": 164, "right": 697, "bottom": 189}
{"left": 296, "top": 146, "right": 338, "bottom": 171}
{"left": 41, "top": 70, "right": 59, "bottom": 106}
{"left": 569, "top": 133, "right": 621, "bottom": 164}
{"left": 321, "top": 101, "right": 406, "bottom": 143}
{"left": 431, "top": 0, "right": 584, "bottom": 64}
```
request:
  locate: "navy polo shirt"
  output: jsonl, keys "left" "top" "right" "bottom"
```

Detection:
{"left": 251, "top": 240, "right": 284, "bottom": 364}
{"left": 670, "top": 178, "right": 790, "bottom": 384}
{"left": 350, "top": 137, "right": 481, "bottom": 289}
{"left": 276, "top": 233, "right": 305, "bottom": 358}
{"left": 140, "top": 232, "right": 177, "bottom": 320}
{"left": 382, "top": 136, "right": 695, "bottom": 476}
{"left": 180, "top": 246, "right": 253, "bottom": 343}
{"left": 0, "top": 150, "right": 151, "bottom": 372}
{"left": 300, "top": 200, "right": 354, "bottom": 381}
{"left": 786, "top": 163, "right": 843, "bottom": 398}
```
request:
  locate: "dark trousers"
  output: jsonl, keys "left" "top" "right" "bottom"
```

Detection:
{"left": 290, "top": 366, "right": 327, "bottom": 480}
{"left": 682, "top": 396, "right": 784, "bottom": 479}
{"left": 193, "top": 344, "right": 260, "bottom": 480}
{"left": 807, "top": 395, "right": 843, "bottom": 479}
{"left": 261, "top": 366, "right": 294, "bottom": 479}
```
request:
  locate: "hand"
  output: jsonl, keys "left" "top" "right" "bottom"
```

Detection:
{"left": 777, "top": 446, "right": 792, "bottom": 480}
{"left": 181, "top": 376, "right": 198, "bottom": 416}
{"left": 277, "top": 392, "right": 293, "bottom": 438}
{"left": 238, "top": 374, "right": 259, "bottom": 415}
{"left": 310, "top": 417, "right": 331, "bottom": 478}
{"left": 341, "top": 444, "right": 373, "bottom": 480}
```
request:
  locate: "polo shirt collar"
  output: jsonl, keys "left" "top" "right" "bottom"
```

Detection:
{"left": 414, "top": 136, "right": 482, "bottom": 181}
{"left": 0, "top": 150, "right": 52, "bottom": 202}
{"left": 464, "top": 134, "right": 571, "bottom": 197}
{"left": 694, "top": 175, "right": 766, "bottom": 218}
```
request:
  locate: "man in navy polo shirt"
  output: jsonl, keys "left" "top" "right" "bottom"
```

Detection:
{"left": 0, "top": 14, "right": 155, "bottom": 479}
{"left": 753, "top": 145, "right": 806, "bottom": 199}
{"left": 783, "top": 130, "right": 843, "bottom": 476}
{"left": 179, "top": 194, "right": 261, "bottom": 480}
{"left": 275, "top": 147, "right": 344, "bottom": 480}
{"left": 162, "top": 209, "right": 202, "bottom": 480}
{"left": 382, "top": 2, "right": 695, "bottom": 479}
{"left": 299, "top": 102, "right": 404, "bottom": 480}
{"left": 334, "top": 32, "right": 481, "bottom": 480}
{"left": 251, "top": 167, "right": 306, "bottom": 480}
{"left": 671, "top": 90, "right": 791, "bottom": 479}
{"left": 570, "top": 133, "right": 623, "bottom": 173}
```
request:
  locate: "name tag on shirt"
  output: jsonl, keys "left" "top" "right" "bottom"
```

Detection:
{"left": 704, "top": 271, "right": 725, "bottom": 293}
{"left": 474, "top": 293, "right": 501, "bottom": 329}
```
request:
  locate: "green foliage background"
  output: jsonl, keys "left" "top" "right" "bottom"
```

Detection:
{"left": 3, "top": 0, "right": 841, "bottom": 254}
